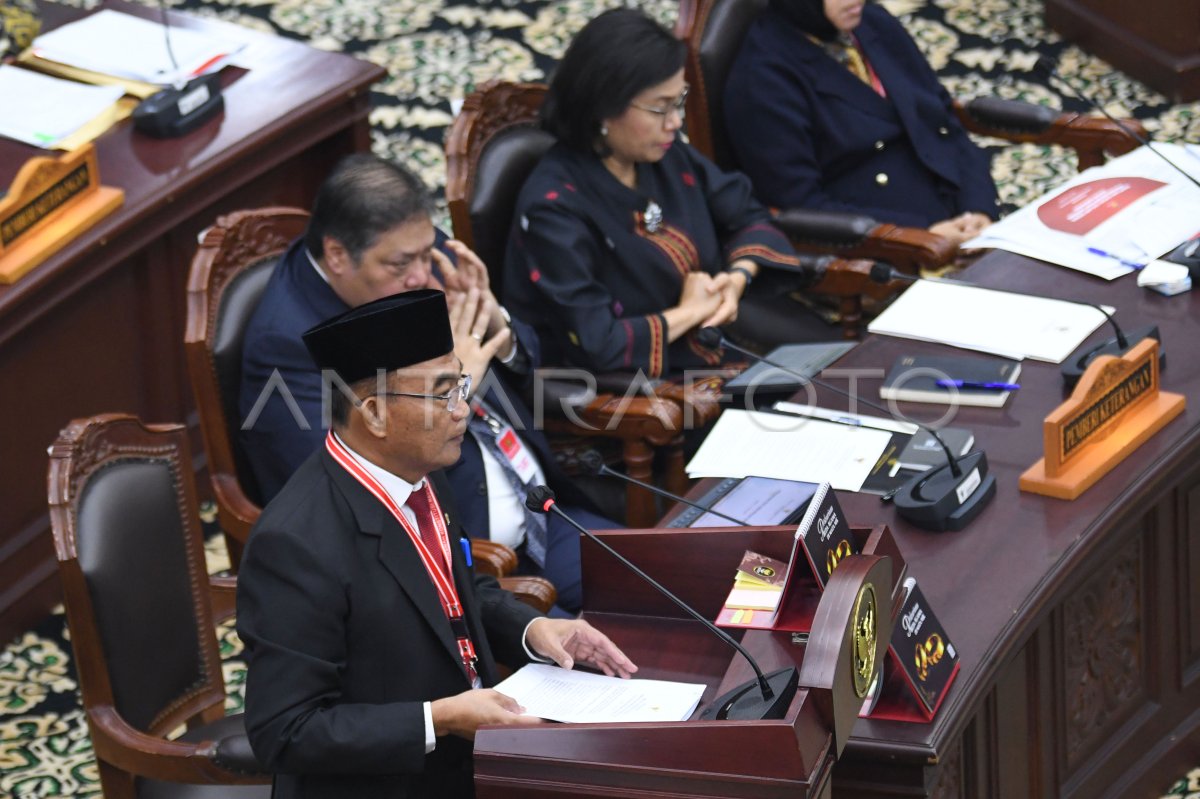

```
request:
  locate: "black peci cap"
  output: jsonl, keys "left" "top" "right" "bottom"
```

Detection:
{"left": 301, "top": 289, "right": 455, "bottom": 384}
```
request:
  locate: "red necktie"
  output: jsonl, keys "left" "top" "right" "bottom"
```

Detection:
{"left": 408, "top": 485, "right": 479, "bottom": 685}
{"left": 407, "top": 485, "right": 446, "bottom": 572}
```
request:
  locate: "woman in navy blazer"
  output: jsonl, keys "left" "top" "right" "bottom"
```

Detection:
{"left": 724, "top": 0, "right": 999, "bottom": 245}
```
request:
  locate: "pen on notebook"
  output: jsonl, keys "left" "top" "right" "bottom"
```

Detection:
{"left": 936, "top": 379, "right": 1020, "bottom": 391}
{"left": 1086, "top": 247, "right": 1145, "bottom": 270}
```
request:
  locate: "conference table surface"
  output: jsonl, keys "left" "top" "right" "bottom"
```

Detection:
{"left": 0, "top": 0, "right": 384, "bottom": 642}
{"left": 682, "top": 249, "right": 1199, "bottom": 798}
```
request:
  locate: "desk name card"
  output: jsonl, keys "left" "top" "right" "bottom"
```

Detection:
{"left": 0, "top": 145, "right": 123, "bottom": 284}
{"left": 1021, "top": 339, "right": 1184, "bottom": 500}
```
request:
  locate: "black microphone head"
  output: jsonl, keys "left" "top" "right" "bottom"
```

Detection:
{"left": 578, "top": 450, "right": 607, "bottom": 476}
{"left": 696, "top": 326, "right": 724, "bottom": 349}
{"left": 1033, "top": 55, "right": 1058, "bottom": 79}
{"left": 525, "top": 486, "right": 556, "bottom": 514}
{"left": 869, "top": 262, "right": 895, "bottom": 284}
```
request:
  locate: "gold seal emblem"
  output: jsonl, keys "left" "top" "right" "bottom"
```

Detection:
{"left": 851, "top": 582, "right": 878, "bottom": 698}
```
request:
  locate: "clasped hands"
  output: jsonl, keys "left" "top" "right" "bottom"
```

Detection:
{"left": 929, "top": 211, "right": 991, "bottom": 246}
{"left": 679, "top": 268, "right": 747, "bottom": 330}
{"left": 430, "top": 617, "right": 637, "bottom": 741}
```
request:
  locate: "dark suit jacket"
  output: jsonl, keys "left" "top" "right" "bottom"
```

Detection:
{"left": 237, "top": 453, "right": 541, "bottom": 799}
{"left": 724, "top": 4, "right": 999, "bottom": 228}
{"left": 238, "top": 236, "right": 596, "bottom": 536}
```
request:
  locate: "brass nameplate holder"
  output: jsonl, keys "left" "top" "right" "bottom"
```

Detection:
{"left": 0, "top": 144, "right": 124, "bottom": 284}
{"left": 1020, "top": 339, "right": 1184, "bottom": 499}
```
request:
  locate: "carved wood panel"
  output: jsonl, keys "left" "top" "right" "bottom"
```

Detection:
{"left": 929, "top": 735, "right": 963, "bottom": 799}
{"left": 1183, "top": 478, "right": 1200, "bottom": 687}
{"left": 1061, "top": 538, "right": 1145, "bottom": 770}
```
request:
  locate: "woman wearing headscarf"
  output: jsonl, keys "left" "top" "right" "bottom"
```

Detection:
{"left": 504, "top": 8, "right": 831, "bottom": 379}
{"left": 724, "top": 0, "right": 998, "bottom": 245}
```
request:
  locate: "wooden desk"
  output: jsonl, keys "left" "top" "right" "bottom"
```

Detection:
{"left": 1045, "top": 0, "right": 1200, "bottom": 102}
{"left": 791, "top": 253, "right": 1199, "bottom": 798}
{"left": 0, "top": 1, "right": 384, "bottom": 643}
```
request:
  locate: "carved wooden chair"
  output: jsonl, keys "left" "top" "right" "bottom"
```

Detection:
{"left": 47, "top": 414, "right": 271, "bottom": 799}
{"left": 676, "top": 0, "right": 1147, "bottom": 273}
{"left": 183, "top": 208, "right": 555, "bottom": 611}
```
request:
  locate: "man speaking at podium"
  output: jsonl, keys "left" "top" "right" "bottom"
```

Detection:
{"left": 236, "top": 290, "right": 635, "bottom": 799}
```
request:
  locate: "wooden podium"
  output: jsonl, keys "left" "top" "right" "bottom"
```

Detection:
{"left": 474, "top": 525, "right": 903, "bottom": 799}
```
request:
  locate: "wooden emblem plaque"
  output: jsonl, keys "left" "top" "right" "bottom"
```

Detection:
{"left": 0, "top": 144, "right": 124, "bottom": 284}
{"left": 1020, "top": 338, "right": 1185, "bottom": 499}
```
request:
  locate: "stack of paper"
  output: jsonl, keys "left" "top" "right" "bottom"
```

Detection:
{"left": 965, "top": 144, "right": 1200, "bottom": 279}
{"left": 866, "top": 279, "right": 1112, "bottom": 363}
{"left": 494, "top": 664, "right": 705, "bottom": 723}
{"left": 0, "top": 65, "right": 125, "bottom": 149}
{"left": 685, "top": 409, "right": 892, "bottom": 492}
{"left": 29, "top": 9, "right": 244, "bottom": 89}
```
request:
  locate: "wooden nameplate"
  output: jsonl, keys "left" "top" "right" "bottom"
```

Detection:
{"left": 1020, "top": 339, "right": 1184, "bottom": 500}
{"left": 0, "top": 144, "right": 124, "bottom": 284}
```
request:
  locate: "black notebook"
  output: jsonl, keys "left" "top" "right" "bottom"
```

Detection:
{"left": 724, "top": 341, "right": 857, "bottom": 398}
{"left": 879, "top": 354, "right": 1021, "bottom": 408}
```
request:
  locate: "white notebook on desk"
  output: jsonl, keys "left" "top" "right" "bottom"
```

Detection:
{"left": 866, "top": 279, "right": 1112, "bottom": 363}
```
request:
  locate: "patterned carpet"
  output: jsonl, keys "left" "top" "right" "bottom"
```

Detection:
{"left": 2, "top": 0, "right": 1198, "bottom": 796}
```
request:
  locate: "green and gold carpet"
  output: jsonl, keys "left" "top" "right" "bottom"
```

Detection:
{"left": 2, "top": 0, "right": 1198, "bottom": 796}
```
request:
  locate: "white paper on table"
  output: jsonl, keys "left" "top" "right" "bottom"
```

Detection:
{"left": 772, "top": 401, "right": 919, "bottom": 435}
{"left": 964, "top": 233, "right": 1133, "bottom": 280}
{"left": 0, "top": 65, "right": 124, "bottom": 148}
{"left": 964, "top": 144, "right": 1200, "bottom": 278}
{"left": 494, "top": 664, "right": 705, "bottom": 724}
{"left": 866, "top": 279, "right": 1112, "bottom": 363}
{"left": 31, "top": 9, "right": 245, "bottom": 85}
{"left": 685, "top": 409, "right": 891, "bottom": 492}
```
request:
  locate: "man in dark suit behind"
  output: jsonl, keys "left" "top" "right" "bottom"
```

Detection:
{"left": 237, "top": 290, "right": 635, "bottom": 799}
{"left": 238, "top": 154, "right": 615, "bottom": 615}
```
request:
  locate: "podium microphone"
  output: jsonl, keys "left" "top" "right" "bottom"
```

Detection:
{"left": 526, "top": 487, "right": 798, "bottom": 720}
{"left": 577, "top": 451, "right": 749, "bottom": 527}
{"left": 869, "top": 264, "right": 1164, "bottom": 390}
{"left": 132, "top": 0, "right": 225, "bottom": 138}
{"left": 1033, "top": 56, "right": 1200, "bottom": 193}
{"left": 695, "top": 327, "right": 996, "bottom": 532}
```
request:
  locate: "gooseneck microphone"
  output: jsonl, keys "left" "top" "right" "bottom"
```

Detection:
{"left": 869, "top": 264, "right": 1163, "bottom": 390}
{"left": 526, "top": 487, "right": 798, "bottom": 720}
{"left": 577, "top": 451, "right": 749, "bottom": 527}
{"left": 1034, "top": 56, "right": 1200, "bottom": 193}
{"left": 696, "top": 327, "right": 996, "bottom": 532}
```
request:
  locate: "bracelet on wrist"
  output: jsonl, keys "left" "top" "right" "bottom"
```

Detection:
{"left": 729, "top": 266, "right": 754, "bottom": 287}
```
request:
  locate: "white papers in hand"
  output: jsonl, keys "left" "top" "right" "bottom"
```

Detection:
{"left": 686, "top": 409, "right": 891, "bottom": 492}
{"left": 866, "top": 279, "right": 1111, "bottom": 363}
{"left": 494, "top": 664, "right": 705, "bottom": 723}
{"left": 0, "top": 66, "right": 123, "bottom": 148}
{"left": 32, "top": 10, "right": 245, "bottom": 86}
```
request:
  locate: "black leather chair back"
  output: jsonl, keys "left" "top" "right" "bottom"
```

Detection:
{"left": 694, "top": 0, "right": 767, "bottom": 169}
{"left": 467, "top": 126, "right": 555, "bottom": 303}
{"left": 211, "top": 258, "right": 275, "bottom": 506}
{"left": 75, "top": 456, "right": 211, "bottom": 733}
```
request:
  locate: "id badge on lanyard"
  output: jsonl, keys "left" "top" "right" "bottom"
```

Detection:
{"left": 477, "top": 406, "right": 539, "bottom": 484}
